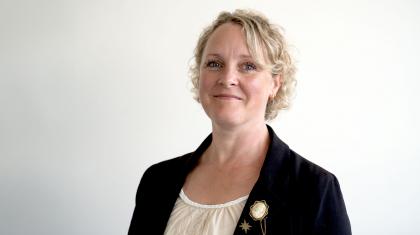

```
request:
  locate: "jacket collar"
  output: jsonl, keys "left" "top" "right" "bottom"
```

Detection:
{"left": 178, "top": 125, "right": 292, "bottom": 234}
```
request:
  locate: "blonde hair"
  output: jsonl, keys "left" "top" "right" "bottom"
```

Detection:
{"left": 190, "top": 9, "right": 297, "bottom": 120}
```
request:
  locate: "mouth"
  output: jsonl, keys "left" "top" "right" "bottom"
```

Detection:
{"left": 213, "top": 94, "right": 242, "bottom": 100}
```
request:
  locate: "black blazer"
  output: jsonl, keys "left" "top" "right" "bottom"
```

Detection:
{"left": 128, "top": 125, "right": 351, "bottom": 235}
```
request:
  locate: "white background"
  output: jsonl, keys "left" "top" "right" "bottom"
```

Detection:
{"left": 1, "top": 0, "right": 419, "bottom": 234}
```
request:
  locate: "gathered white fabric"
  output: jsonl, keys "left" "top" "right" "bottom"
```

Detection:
{"left": 163, "top": 188, "right": 249, "bottom": 235}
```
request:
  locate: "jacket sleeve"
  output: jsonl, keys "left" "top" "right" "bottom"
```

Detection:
{"left": 311, "top": 174, "right": 352, "bottom": 235}
{"left": 127, "top": 166, "right": 153, "bottom": 235}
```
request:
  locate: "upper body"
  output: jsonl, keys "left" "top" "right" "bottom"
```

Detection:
{"left": 129, "top": 9, "right": 351, "bottom": 235}
{"left": 128, "top": 125, "right": 351, "bottom": 235}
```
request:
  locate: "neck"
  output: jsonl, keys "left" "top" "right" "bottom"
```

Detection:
{"left": 202, "top": 121, "right": 270, "bottom": 167}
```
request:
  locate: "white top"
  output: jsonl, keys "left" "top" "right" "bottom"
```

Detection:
{"left": 163, "top": 189, "right": 249, "bottom": 235}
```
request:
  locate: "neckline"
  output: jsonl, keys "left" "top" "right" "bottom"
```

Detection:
{"left": 180, "top": 188, "right": 249, "bottom": 209}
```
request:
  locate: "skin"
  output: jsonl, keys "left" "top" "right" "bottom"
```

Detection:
{"left": 183, "top": 23, "right": 281, "bottom": 204}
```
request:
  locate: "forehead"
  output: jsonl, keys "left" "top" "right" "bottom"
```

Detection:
{"left": 203, "top": 22, "right": 266, "bottom": 64}
{"left": 203, "top": 23, "right": 250, "bottom": 55}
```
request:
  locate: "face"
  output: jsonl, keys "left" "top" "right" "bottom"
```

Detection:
{"left": 198, "top": 23, "right": 280, "bottom": 128}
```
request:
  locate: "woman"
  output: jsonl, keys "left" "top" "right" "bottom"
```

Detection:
{"left": 128, "top": 9, "right": 351, "bottom": 235}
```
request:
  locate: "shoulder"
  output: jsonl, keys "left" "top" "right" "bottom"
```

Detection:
{"left": 266, "top": 125, "right": 338, "bottom": 192}
{"left": 133, "top": 152, "right": 194, "bottom": 205}
{"left": 288, "top": 149, "right": 337, "bottom": 188}
{"left": 285, "top": 149, "right": 344, "bottom": 207}
{"left": 129, "top": 153, "right": 195, "bottom": 234}
{"left": 286, "top": 150, "right": 352, "bottom": 234}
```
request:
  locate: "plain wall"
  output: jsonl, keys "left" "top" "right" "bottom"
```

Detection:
{"left": 1, "top": 0, "right": 419, "bottom": 234}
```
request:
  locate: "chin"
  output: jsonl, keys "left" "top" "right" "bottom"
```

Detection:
{"left": 209, "top": 112, "right": 246, "bottom": 127}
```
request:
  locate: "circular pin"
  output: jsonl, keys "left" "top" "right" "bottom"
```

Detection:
{"left": 249, "top": 200, "right": 269, "bottom": 221}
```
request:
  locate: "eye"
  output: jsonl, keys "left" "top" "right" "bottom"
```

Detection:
{"left": 241, "top": 62, "right": 257, "bottom": 72}
{"left": 205, "top": 60, "right": 222, "bottom": 70}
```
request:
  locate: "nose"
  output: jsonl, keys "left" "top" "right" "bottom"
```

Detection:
{"left": 217, "top": 65, "right": 238, "bottom": 87}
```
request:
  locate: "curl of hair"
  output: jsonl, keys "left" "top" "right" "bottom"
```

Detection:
{"left": 189, "top": 9, "right": 297, "bottom": 120}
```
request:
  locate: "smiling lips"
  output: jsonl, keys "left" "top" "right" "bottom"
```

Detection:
{"left": 213, "top": 94, "right": 242, "bottom": 100}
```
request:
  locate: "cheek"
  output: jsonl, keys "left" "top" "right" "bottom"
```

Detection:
{"left": 198, "top": 72, "right": 214, "bottom": 93}
{"left": 244, "top": 78, "right": 271, "bottom": 99}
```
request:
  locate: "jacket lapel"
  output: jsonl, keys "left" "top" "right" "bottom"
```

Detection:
{"left": 163, "top": 132, "right": 212, "bottom": 212}
{"left": 233, "top": 125, "right": 292, "bottom": 235}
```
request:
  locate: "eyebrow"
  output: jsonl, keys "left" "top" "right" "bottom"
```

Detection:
{"left": 206, "top": 53, "right": 253, "bottom": 59}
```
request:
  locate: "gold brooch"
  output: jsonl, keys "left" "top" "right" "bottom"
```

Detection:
{"left": 249, "top": 200, "right": 269, "bottom": 235}
{"left": 249, "top": 200, "right": 269, "bottom": 221}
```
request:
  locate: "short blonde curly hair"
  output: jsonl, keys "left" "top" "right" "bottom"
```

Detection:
{"left": 190, "top": 9, "right": 297, "bottom": 120}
